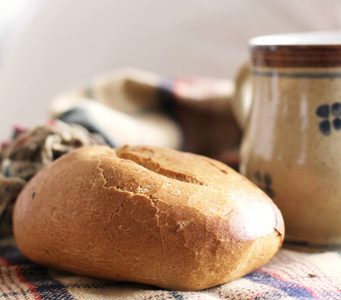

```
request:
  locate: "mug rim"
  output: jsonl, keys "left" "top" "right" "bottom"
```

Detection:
{"left": 250, "top": 31, "right": 341, "bottom": 68}
{"left": 250, "top": 30, "right": 341, "bottom": 47}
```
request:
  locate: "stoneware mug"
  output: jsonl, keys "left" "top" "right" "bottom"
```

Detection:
{"left": 233, "top": 31, "right": 341, "bottom": 251}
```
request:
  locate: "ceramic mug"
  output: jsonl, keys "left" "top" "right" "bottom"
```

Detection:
{"left": 233, "top": 31, "right": 341, "bottom": 251}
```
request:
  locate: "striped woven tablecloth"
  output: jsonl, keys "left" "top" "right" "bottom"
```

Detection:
{"left": 0, "top": 238, "right": 340, "bottom": 300}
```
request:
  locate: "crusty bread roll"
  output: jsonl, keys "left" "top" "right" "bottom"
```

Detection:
{"left": 13, "top": 145, "right": 284, "bottom": 291}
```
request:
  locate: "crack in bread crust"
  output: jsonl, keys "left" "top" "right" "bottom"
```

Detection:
{"left": 148, "top": 195, "right": 164, "bottom": 281}
{"left": 116, "top": 151, "right": 209, "bottom": 187}
{"left": 96, "top": 157, "right": 166, "bottom": 282}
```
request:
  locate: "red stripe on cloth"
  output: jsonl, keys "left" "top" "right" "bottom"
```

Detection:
{"left": 14, "top": 266, "right": 42, "bottom": 300}
{"left": 260, "top": 269, "right": 319, "bottom": 298}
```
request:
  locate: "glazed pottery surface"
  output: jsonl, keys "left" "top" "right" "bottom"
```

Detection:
{"left": 238, "top": 31, "right": 341, "bottom": 251}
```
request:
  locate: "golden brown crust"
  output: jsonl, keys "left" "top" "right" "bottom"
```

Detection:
{"left": 13, "top": 145, "right": 284, "bottom": 291}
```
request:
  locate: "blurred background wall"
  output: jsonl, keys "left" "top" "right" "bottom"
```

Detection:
{"left": 0, "top": 0, "right": 341, "bottom": 141}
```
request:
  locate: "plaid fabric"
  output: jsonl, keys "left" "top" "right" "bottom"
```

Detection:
{"left": 51, "top": 68, "right": 241, "bottom": 165}
{"left": 0, "top": 238, "right": 340, "bottom": 299}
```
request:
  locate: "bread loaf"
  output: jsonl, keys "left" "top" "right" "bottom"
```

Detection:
{"left": 13, "top": 145, "right": 284, "bottom": 291}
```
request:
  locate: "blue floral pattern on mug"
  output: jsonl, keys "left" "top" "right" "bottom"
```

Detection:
{"left": 316, "top": 103, "right": 341, "bottom": 136}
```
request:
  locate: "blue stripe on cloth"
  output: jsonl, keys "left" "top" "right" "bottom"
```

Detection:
{"left": 156, "top": 79, "right": 185, "bottom": 152}
{"left": 169, "top": 291, "right": 185, "bottom": 300}
{"left": 157, "top": 79, "right": 186, "bottom": 151}
{"left": 19, "top": 264, "right": 75, "bottom": 300}
{"left": 157, "top": 79, "right": 177, "bottom": 119}
{"left": 0, "top": 291, "right": 31, "bottom": 299}
{"left": 0, "top": 243, "right": 75, "bottom": 300}
{"left": 245, "top": 271, "right": 316, "bottom": 299}
{"left": 58, "top": 107, "right": 117, "bottom": 147}
{"left": 0, "top": 243, "right": 32, "bottom": 265}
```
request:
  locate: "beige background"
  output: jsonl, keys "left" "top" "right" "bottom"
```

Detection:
{"left": 0, "top": 0, "right": 341, "bottom": 141}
